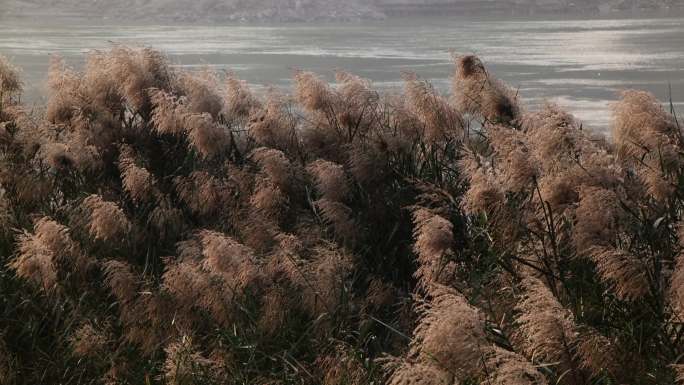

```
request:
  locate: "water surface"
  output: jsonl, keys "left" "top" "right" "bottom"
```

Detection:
{"left": 2, "top": 14, "right": 683, "bottom": 134}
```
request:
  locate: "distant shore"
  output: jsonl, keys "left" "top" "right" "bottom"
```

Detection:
{"left": 3, "top": 0, "right": 684, "bottom": 23}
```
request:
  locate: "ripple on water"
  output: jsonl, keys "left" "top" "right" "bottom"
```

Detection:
{"left": 2, "top": 15, "right": 683, "bottom": 132}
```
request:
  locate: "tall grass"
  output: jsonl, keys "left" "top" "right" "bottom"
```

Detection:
{"left": 0, "top": 47, "right": 683, "bottom": 385}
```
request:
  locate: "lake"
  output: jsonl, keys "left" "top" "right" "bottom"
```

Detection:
{"left": 2, "top": 14, "right": 683, "bottom": 134}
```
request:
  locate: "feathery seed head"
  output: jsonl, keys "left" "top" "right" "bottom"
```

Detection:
{"left": 294, "top": 71, "right": 334, "bottom": 112}
{"left": 84, "top": 195, "right": 131, "bottom": 241}
{"left": 307, "top": 159, "right": 350, "bottom": 202}
{"left": 411, "top": 286, "right": 486, "bottom": 376}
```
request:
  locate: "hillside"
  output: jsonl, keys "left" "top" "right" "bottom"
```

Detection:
{"left": 3, "top": 0, "right": 683, "bottom": 22}
{"left": 375, "top": 0, "right": 684, "bottom": 15}
{"left": 1, "top": 0, "right": 385, "bottom": 22}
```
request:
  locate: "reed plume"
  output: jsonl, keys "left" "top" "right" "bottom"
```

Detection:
{"left": 41, "top": 142, "right": 76, "bottom": 172}
{"left": 461, "top": 169, "right": 505, "bottom": 215}
{"left": 83, "top": 195, "right": 131, "bottom": 241}
{"left": 70, "top": 323, "right": 109, "bottom": 358}
{"left": 150, "top": 88, "right": 186, "bottom": 135}
{"left": 573, "top": 328, "right": 620, "bottom": 380}
{"left": 106, "top": 46, "right": 170, "bottom": 112}
{"left": 314, "top": 198, "right": 356, "bottom": 240}
{"left": 178, "top": 71, "right": 223, "bottom": 118}
{"left": 103, "top": 260, "right": 139, "bottom": 304}
{"left": 412, "top": 208, "right": 454, "bottom": 287}
{"left": 175, "top": 171, "right": 229, "bottom": 216}
{"left": 485, "top": 347, "right": 547, "bottom": 385}
{"left": 302, "top": 244, "right": 354, "bottom": 316}
{"left": 386, "top": 360, "right": 451, "bottom": 385}
{"left": 294, "top": 71, "right": 335, "bottom": 112}
{"left": 45, "top": 55, "right": 79, "bottom": 125}
{"left": 250, "top": 179, "right": 287, "bottom": 219}
{"left": 307, "top": 159, "right": 350, "bottom": 202}
{"left": 2, "top": 47, "right": 683, "bottom": 385}
{"left": 225, "top": 72, "right": 261, "bottom": 119}
{"left": 119, "top": 144, "right": 157, "bottom": 203}
{"left": 251, "top": 147, "right": 293, "bottom": 188}
{"left": 487, "top": 125, "right": 538, "bottom": 192}
{"left": 198, "top": 230, "right": 259, "bottom": 290}
{"left": 162, "top": 336, "right": 214, "bottom": 385}
{"left": 319, "top": 344, "right": 367, "bottom": 385}
{"left": 589, "top": 246, "right": 649, "bottom": 301}
{"left": 669, "top": 239, "right": 684, "bottom": 320}
{"left": 572, "top": 186, "right": 619, "bottom": 253}
{"left": 247, "top": 91, "right": 295, "bottom": 149}
{"left": 403, "top": 73, "right": 463, "bottom": 142}
{"left": 184, "top": 112, "right": 226, "bottom": 158}
{"left": 0, "top": 55, "right": 21, "bottom": 104}
{"left": 612, "top": 90, "right": 681, "bottom": 201}
{"left": 11, "top": 230, "right": 58, "bottom": 292}
{"left": 410, "top": 286, "right": 487, "bottom": 376}
{"left": 453, "top": 55, "right": 520, "bottom": 124}
{"left": 9, "top": 217, "right": 81, "bottom": 292}
{"left": 515, "top": 278, "right": 580, "bottom": 381}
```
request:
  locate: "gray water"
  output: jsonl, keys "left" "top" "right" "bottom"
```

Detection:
{"left": 2, "top": 14, "right": 684, "bottom": 134}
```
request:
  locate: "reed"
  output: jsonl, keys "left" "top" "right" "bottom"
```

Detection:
{"left": 0, "top": 48, "right": 682, "bottom": 385}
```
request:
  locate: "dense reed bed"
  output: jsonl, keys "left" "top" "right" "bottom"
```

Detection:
{"left": 0, "top": 47, "right": 683, "bottom": 384}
